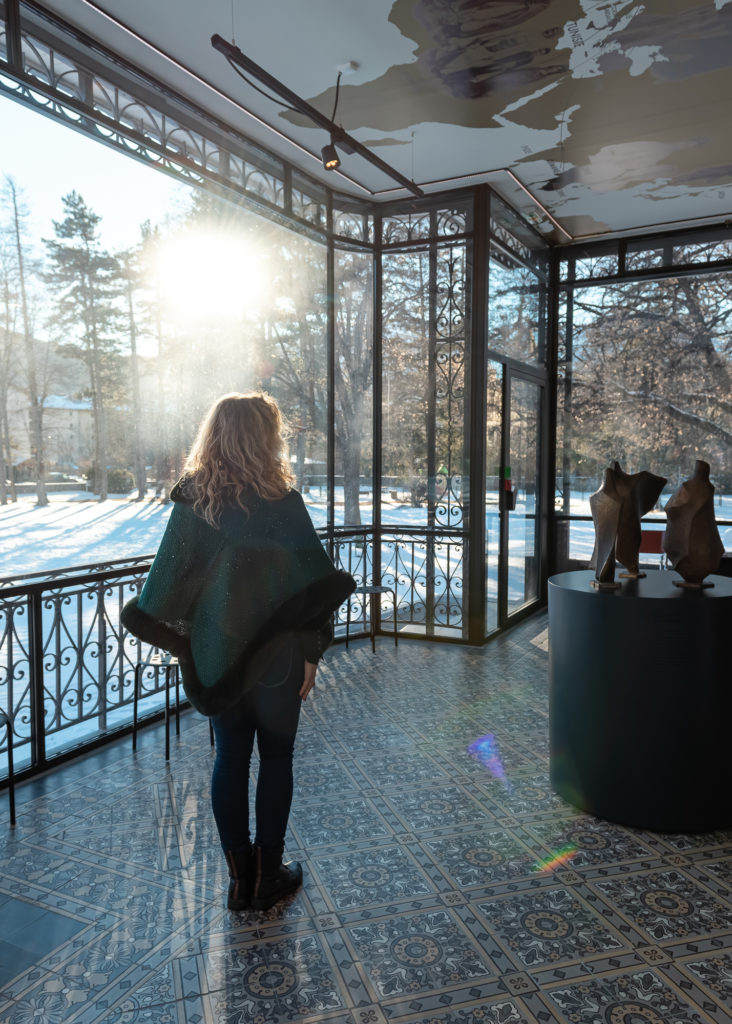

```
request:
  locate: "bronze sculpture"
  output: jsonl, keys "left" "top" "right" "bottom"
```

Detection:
{"left": 664, "top": 460, "right": 724, "bottom": 588}
{"left": 589, "top": 461, "right": 667, "bottom": 588}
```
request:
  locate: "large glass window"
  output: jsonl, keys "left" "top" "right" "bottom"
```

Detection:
{"left": 382, "top": 247, "right": 430, "bottom": 524}
{"left": 485, "top": 360, "right": 502, "bottom": 634}
{"left": 334, "top": 247, "right": 373, "bottom": 529}
{"left": 0, "top": 93, "right": 330, "bottom": 569}
{"left": 557, "top": 268, "right": 732, "bottom": 565}
{"left": 488, "top": 248, "right": 545, "bottom": 365}
{"left": 381, "top": 212, "right": 471, "bottom": 637}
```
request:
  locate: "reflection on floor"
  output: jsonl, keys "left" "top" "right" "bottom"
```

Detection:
{"left": 1, "top": 613, "right": 730, "bottom": 1023}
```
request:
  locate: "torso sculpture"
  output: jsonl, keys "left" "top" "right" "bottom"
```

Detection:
{"left": 664, "top": 460, "right": 724, "bottom": 588}
{"left": 589, "top": 461, "right": 666, "bottom": 587}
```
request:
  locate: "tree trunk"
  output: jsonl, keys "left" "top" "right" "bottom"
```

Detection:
{"left": 88, "top": 334, "right": 108, "bottom": 501}
{"left": 0, "top": 434, "right": 6, "bottom": 504}
{"left": 2, "top": 405, "right": 16, "bottom": 502}
{"left": 342, "top": 429, "right": 362, "bottom": 526}
{"left": 125, "top": 265, "right": 146, "bottom": 500}
{"left": 9, "top": 179, "right": 47, "bottom": 506}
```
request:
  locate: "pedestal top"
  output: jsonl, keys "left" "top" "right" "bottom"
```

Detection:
{"left": 549, "top": 569, "right": 732, "bottom": 600}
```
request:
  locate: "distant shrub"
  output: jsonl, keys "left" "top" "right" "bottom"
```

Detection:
{"left": 108, "top": 469, "right": 134, "bottom": 493}
{"left": 86, "top": 468, "right": 135, "bottom": 494}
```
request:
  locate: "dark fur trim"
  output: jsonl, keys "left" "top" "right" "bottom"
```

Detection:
{"left": 121, "top": 569, "right": 355, "bottom": 717}
{"left": 170, "top": 474, "right": 196, "bottom": 505}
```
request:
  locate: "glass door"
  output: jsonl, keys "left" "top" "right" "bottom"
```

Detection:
{"left": 503, "top": 371, "right": 543, "bottom": 620}
{"left": 486, "top": 363, "right": 544, "bottom": 634}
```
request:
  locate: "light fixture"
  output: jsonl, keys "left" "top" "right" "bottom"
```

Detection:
{"left": 211, "top": 34, "right": 424, "bottom": 197}
{"left": 321, "top": 139, "right": 340, "bottom": 170}
{"left": 320, "top": 72, "right": 343, "bottom": 171}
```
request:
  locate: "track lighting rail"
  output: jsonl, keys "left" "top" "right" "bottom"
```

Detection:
{"left": 211, "top": 34, "right": 424, "bottom": 197}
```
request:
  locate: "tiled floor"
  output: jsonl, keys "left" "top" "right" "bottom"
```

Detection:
{"left": 1, "top": 614, "right": 731, "bottom": 1024}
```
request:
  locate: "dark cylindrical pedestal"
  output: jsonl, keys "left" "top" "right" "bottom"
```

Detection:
{"left": 549, "top": 570, "right": 732, "bottom": 832}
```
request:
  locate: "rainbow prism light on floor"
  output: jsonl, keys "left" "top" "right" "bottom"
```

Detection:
{"left": 533, "top": 844, "right": 577, "bottom": 873}
{"left": 467, "top": 733, "right": 510, "bottom": 789}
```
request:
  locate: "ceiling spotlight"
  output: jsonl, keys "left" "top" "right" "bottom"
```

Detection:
{"left": 321, "top": 139, "right": 340, "bottom": 170}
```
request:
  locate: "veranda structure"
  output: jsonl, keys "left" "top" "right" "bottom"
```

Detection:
{"left": 1, "top": 0, "right": 731, "bottom": 785}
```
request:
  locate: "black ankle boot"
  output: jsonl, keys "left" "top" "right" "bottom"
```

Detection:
{"left": 251, "top": 844, "right": 303, "bottom": 911}
{"left": 225, "top": 845, "right": 253, "bottom": 911}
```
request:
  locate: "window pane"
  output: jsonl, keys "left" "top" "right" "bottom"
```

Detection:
{"left": 382, "top": 248, "right": 429, "bottom": 527}
{"left": 489, "top": 249, "right": 546, "bottom": 365}
{"left": 334, "top": 248, "right": 373, "bottom": 528}
{"left": 485, "top": 360, "right": 502, "bottom": 635}
{"left": 557, "top": 275, "right": 732, "bottom": 538}
{"left": 260, "top": 232, "right": 328, "bottom": 528}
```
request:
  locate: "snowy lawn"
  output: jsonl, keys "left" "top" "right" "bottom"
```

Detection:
{"left": 0, "top": 491, "right": 173, "bottom": 578}
{"left": 1, "top": 490, "right": 729, "bottom": 580}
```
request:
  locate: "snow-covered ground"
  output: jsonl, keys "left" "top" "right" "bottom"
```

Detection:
{"left": 1, "top": 489, "right": 730, "bottom": 579}
{"left": 0, "top": 489, "right": 429, "bottom": 578}
{"left": 1, "top": 491, "right": 172, "bottom": 577}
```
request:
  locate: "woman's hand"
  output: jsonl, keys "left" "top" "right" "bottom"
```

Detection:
{"left": 299, "top": 660, "right": 317, "bottom": 701}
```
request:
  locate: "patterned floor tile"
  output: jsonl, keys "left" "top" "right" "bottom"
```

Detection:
{"left": 346, "top": 909, "right": 494, "bottom": 998}
{"left": 526, "top": 816, "right": 655, "bottom": 867}
{"left": 696, "top": 856, "right": 732, "bottom": 887}
{"left": 681, "top": 950, "right": 732, "bottom": 1006}
{"left": 332, "top": 723, "right": 414, "bottom": 753}
{"left": 547, "top": 969, "right": 716, "bottom": 1024}
{"left": 422, "top": 828, "right": 538, "bottom": 887}
{"left": 289, "top": 796, "right": 392, "bottom": 847}
{"left": 593, "top": 868, "right": 731, "bottom": 941}
{"left": 477, "top": 887, "right": 625, "bottom": 968}
{"left": 352, "top": 751, "right": 451, "bottom": 790}
{"left": 292, "top": 759, "right": 361, "bottom": 798}
{"left": 384, "top": 784, "right": 493, "bottom": 833}
{"left": 202, "top": 933, "right": 347, "bottom": 1020}
{"left": 485, "top": 773, "right": 568, "bottom": 817}
{"left": 311, "top": 845, "right": 433, "bottom": 909}
{"left": 2, "top": 618, "right": 731, "bottom": 1024}
{"left": 389, "top": 1000, "right": 536, "bottom": 1024}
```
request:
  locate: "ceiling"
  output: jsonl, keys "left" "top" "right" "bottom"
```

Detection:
{"left": 36, "top": 0, "right": 732, "bottom": 244}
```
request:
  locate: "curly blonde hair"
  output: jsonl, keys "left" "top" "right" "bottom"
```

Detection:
{"left": 184, "top": 392, "right": 294, "bottom": 526}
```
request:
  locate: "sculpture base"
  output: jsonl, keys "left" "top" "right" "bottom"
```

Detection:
{"left": 619, "top": 571, "right": 646, "bottom": 579}
{"left": 672, "top": 580, "right": 714, "bottom": 589}
{"left": 549, "top": 570, "right": 732, "bottom": 832}
{"left": 590, "top": 579, "right": 621, "bottom": 590}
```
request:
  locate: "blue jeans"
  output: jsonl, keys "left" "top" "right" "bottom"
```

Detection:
{"left": 210, "top": 633, "right": 303, "bottom": 852}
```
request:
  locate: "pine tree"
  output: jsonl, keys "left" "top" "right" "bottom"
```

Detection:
{"left": 44, "top": 192, "right": 121, "bottom": 501}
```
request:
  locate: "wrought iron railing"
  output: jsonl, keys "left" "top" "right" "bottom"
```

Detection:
{"left": 0, "top": 528, "right": 466, "bottom": 784}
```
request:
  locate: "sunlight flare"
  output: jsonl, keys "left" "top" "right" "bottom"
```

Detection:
{"left": 154, "top": 229, "right": 268, "bottom": 322}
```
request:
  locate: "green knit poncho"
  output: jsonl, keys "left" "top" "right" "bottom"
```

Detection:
{"left": 121, "top": 479, "right": 355, "bottom": 716}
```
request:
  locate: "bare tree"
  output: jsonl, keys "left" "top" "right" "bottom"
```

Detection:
{"left": 565, "top": 261, "right": 732, "bottom": 494}
{"left": 0, "top": 242, "right": 17, "bottom": 504}
{"left": 119, "top": 248, "right": 147, "bottom": 499}
{"left": 4, "top": 176, "right": 48, "bottom": 505}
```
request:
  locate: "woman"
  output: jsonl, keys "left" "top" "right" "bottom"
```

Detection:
{"left": 122, "top": 393, "right": 355, "bottom": 911}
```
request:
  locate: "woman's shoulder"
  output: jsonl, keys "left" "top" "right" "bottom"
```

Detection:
{"left": 269, "top": 488, "right": 306, "bottom": 514}
{"left": 170, "top": 474, "right": 196, "bottom": 505}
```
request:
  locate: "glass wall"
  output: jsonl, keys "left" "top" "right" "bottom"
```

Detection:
{"left": 556, "top": 256, "right": 732, "bottom": 567}
{"left": 260, "top": 231, "right": 328, "bottom": 529}
{"left": 380, "top": 204, "right": 471, "bottom": 637}
{"left": 382, "top": 246, "right": 431, "bottom": 524}
{"left": 334, "top": 247, "right": 374, "bottom": 529}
